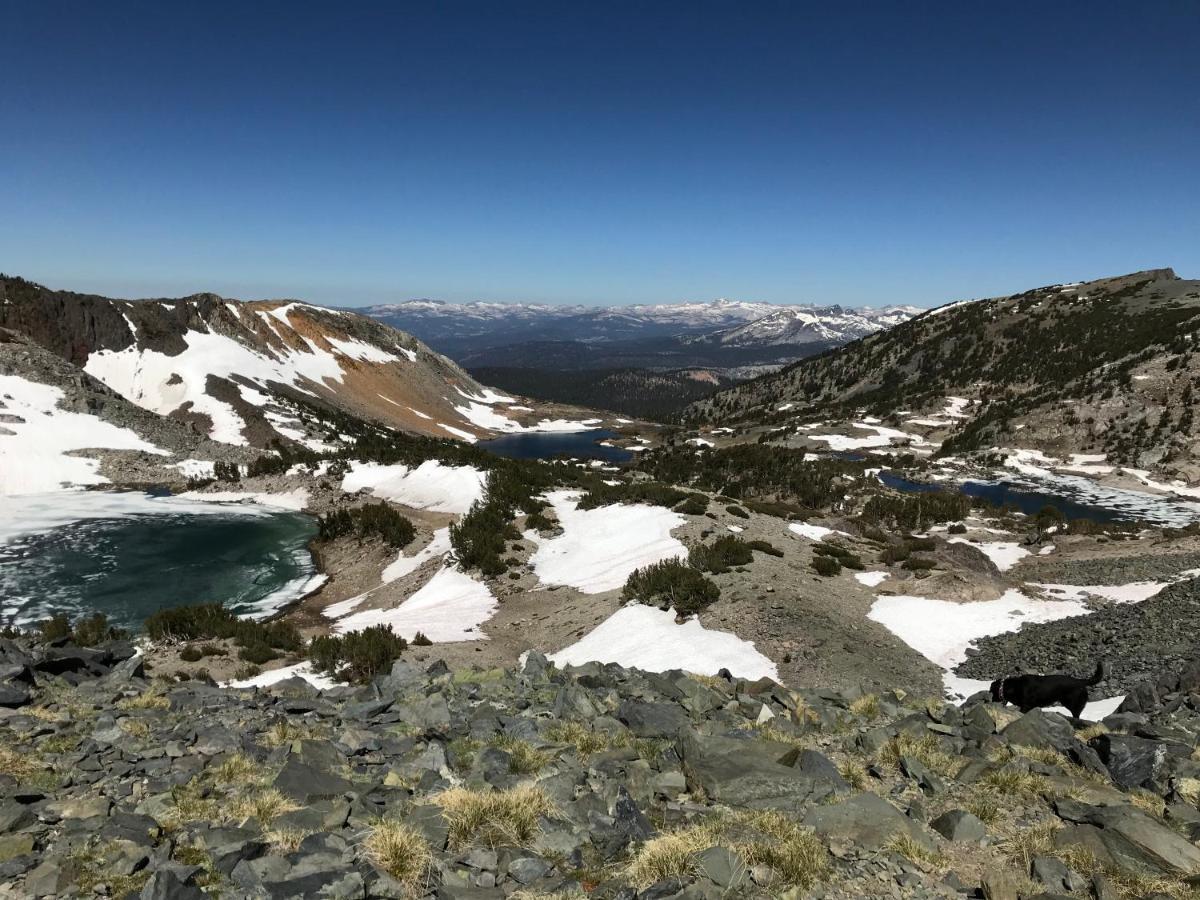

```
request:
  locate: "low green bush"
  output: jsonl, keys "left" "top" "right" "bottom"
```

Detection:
{"left": 309, "top": 625, "right": 407, "bottom": 683}
{"left": 947, "top": 522, "right": 967, "bottom": 535}
{"left": 746, "top": 539, "right": 783, "bottom": 557}
{"left": 318, "top": 502, "right": 416, "bottom": 548}
{"left": 902, "top": 556, "right": 937, "bottom": 571}
{"left": 144, "top": 603, "right": 303, "bottom": 654}
{"left": 812, "top": 555, "right": 841, "bottom": 577}
{"left": 179, "top": 646, "right": 203, "bottom": 663}
{"left": 622, "top": 559, "right": 720, "bottom": 616}
{"left": 688, "top": 536, "right": 754, "bottom": 573}
{"left": 674, "top": 494, "right": 709, "bottom": 515}
{"left": 725, "top": 505, "right": 749, "bottom": 519}
{"left": 37, "top": 612, "right": 126, "bottom": 646}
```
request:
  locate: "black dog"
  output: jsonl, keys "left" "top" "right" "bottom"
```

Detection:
{"left": 989, "top": 661, "right": 1104, "bottom": 719}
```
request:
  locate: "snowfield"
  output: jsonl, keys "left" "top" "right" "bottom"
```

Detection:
{"left": 524, "top": 490, "right": 687, "bottom": 593}
{"left": 382, "top": 527, "right": 453, "bottom": 583}
{"left": 341, "top": 460, "right": 487, "bottom": 515}
{"left": 867, "top": 589, "right": 1127, "bottom": 718}
{"left": 332, "top": 566, "right": 496, "bottom": 642}
{"left": 806, "top": 422, "right": 928, "bottom": 452}
{"left": 548, "top": 604, "right": 778, "bottom": 681}
{"left": 0, "top": 374, "right": 168, "bottom": 495}
{"left": 227, "top": 661, "right": 337, "bottom": 691}
{"left": 788, "top": 522, "right": 850, "bottom": 541}
{"left": 946, "top": 538, "right": 1029, "bottom": 571}
{"left": 83, "top": 320, "right": 403, "bottom": 446}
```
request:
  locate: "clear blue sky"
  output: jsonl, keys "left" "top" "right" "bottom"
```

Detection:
{"left": 3, "top": 2, "right": 1197, "bottom": 308}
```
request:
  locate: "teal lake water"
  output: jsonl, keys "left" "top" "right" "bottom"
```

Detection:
{"left": 0, "top": 492, "right": 321, "bottom": 632}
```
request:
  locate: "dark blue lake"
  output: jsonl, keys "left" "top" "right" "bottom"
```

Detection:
{"left": 478, "top": 429, "right": 634, "bottom": 463}
{"left": 0, "top": 492, "right": 321, "bottom": 632}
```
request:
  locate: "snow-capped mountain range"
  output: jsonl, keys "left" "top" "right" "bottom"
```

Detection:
{"left": 361, "top": 298, "right": 921, "bottom": 370}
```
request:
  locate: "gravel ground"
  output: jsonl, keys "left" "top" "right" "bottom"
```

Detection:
{"left": 955, "top": 576, "right": 1200, "bottom": 694}
{"left": 1025, "top": 551, "right": 1200, "bottom": 585}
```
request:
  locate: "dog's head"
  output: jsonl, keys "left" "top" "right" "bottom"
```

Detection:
{"left": 989, "top": 678, "right": 1005, "bottom": 703}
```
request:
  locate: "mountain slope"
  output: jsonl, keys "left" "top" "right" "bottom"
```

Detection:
{"left": 687, "top": 268, "right": 1200, "bottom": 472}
{"left": 684, "top": 304, "right": 918, "bottom": 348}
{"left": 0, "top": 276, "right": 602, "bottom": 451}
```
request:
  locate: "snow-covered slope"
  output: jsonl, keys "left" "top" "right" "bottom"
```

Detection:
{"left": 0, "top": 276, "right": 599, "bottom": 449}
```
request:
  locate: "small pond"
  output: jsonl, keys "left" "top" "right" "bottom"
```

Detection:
{"left": 477, "top": 428, "right": 633, "bottom": 463}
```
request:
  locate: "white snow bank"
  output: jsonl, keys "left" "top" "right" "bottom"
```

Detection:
{"left": 176, "top": 489, "right": 310, "bottom": 511}
{"left": 868, "top": 590, "right": 1126, "bottom": 715}
{"left": 525, "top": 490, "right": 686, "bottom": 593}
{"left": 807, "top": 422, "right": 927, "bottom": 452}
{"left": 341, "top": 460, "right": 487, "bottom": 515}
{"left": 168, "top": 459, "right": 217, "bottom": 479}
{"left": 947, "top": 538, "right": 1029, "bottom": 571}
{"left": 548, "top": 604, "right": 778, "bottom": 681}
{"left": 1030, "top": 580, "right": 1187, "bottom": 605}
{"left": 226, "top": 661, "right": 337, "bottom": 690}
{"left": 788, "top": 522, "right": 850, "bottom": 541}
{"left": 0, "top": 374, "right": 168, "bottom": 495}
{"left": 382, "top": 527, "right": 452, "bottom": 582}
{"left": 868, "top": 590, "right": 1089, "bottom": 671}
{"left": 454, "top": 400, "right": 601, "bottom": 435}
{"left": 854, "top": 571, "right": 889, "bottom": 587}
{"left": 333, "top": 566, "right": 496, "bottom": 642}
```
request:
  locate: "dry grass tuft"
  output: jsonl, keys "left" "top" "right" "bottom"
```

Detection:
{"left": 626, "top": 810, "right": 828, "bottom": 891}
{"left": 212, "top": 752, "right": 266, "bottom": 786}
{"left": 885, "top": 833, "right": 946, "bottom": 872}
{"left": 1127, "top": 789, "right": 1166, "bottom": 818}
{"left": 878, "top": 732, "right": 962, "bottom": 778}
{"left": 434, "top": 786, "right": 555, "bottom": 849}
{"left": 364, "top": 819, "right": 433, "bottom": 888}
{"left": 1077, "top": 722, "right": 1109, "bottom": 741}
{"left": 1001, "top": 821, "right": 1061, "bottom": 870}
{"left": 116, "top": 688, "right": 169, "bottom": 711}
{"left": 981, "top": 767, "right": 1051, "bottom": 799}
{"left": 266, "top": 827, "right": 311, "bottom": 853}
{"left": 490, "top": 735, "right": 550, "bottom": 775}
{"left": 230, "top": 788, "right": 299, "bottom": 826}
{"left": 838, "top": 758, "right": 869, "bottom": 791}
{"left": 544, "top": 721, "right": 617, "bottom": 756}
{"left": 849, "top": 693, "right": 881, "bottom": 719}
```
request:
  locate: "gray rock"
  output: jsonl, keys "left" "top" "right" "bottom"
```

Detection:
{"left": 272, "top": 758, "right": 352, "bottom": 803}
{"left": 678, "top": 731, "right": 840, "bottom": 811}
{"left": 696, "top": 846, "right": 748, "bottom": 889}
{"left": 930, "top": 809, "right": 986, "bottom": 842}
{"left": 803, "top": 792, "right": 934, "bottom": 852}
{"left": 140, "top": 869, "right": 207, "bottom": 900}
{"left": 1030, "top": 855, "right": 1086, "bottom": 893}
{"left": 1091, "top": 733, "right": 1168, "bottom": 790}
{"left": 1053, "top": 798, "right": 1200, "bottom": 875}
{"left": 618, "top": 700, "right": 689, "bottom": 738}
{"left": 1001, "top": 708, "right": 1076, "bottom": 752}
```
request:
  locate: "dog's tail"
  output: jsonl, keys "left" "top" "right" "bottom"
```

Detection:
{"left": 1086, "top": 660, "right": 1105, "bottom": 685}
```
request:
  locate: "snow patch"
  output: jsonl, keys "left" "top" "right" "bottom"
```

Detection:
{"left": 333, "top": 566, "right": 496, "bottom": 642}
{"left": 525, "top": 490, "right": 686, "bottom": 594}
{"left": 341, "top": 461, "right": 487, "bottom": 515}
{"left": 548, "top": 604, "right": 777, "bottom": 681}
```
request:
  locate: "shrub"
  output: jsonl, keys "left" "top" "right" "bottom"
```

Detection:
{"left": 901, "top": 556, "right": 937, "bottom": 571}
{"left": 233, "top": 664, "right": 261, "bottom": 681}
{"left": 144, "top": 604, "right": 302, "bottom": 654}
{"left": 238, "top": 644, "right": 279, "bottom": 665}
{"left": 688, "top": 536, "right": 753, "bottom": 573}
{"left": 179, "top": 646, "right": 203, "bottom": 663}
{"left": 38, "top": 614, "right": 73, "bottom": 642}
{"left": 725, "top": 504, "right": 749, "bottom": 519}
{"left": 212, "top": 460, "right": 241, "bottom": 482}
{"left": 621, "top": 560, "right": 720, "bottom": 615}
{"left": 880, "top": 545, "right": 910, "bottom": 564}
{"left": 674, "top": 494, "right": 709, "bottom": 515}
{"left": 318, "top": 502, "right": 415, "bottom": 548}
{"left": 746, "top": 539, "right": 783, "bottom": 557}
{"left": 36, "top": 613, "right": 126, "bottom": 646}
{"left": 947, "top": 522, "right": 967, "bottom": 534}
{"left": 813, "top": 542, "right": 864, "bottom": 569}
{"left": 412, "top": 632, "right": 433, "bottom": 647}
{"left": 309, "top": 625, "right": 407, "bottom": 683}
{"left": 904, "top": 536, "right": 936, "bottom": 552}
{"left": 812, "top": 555, "right": 841, "bottom": 576}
